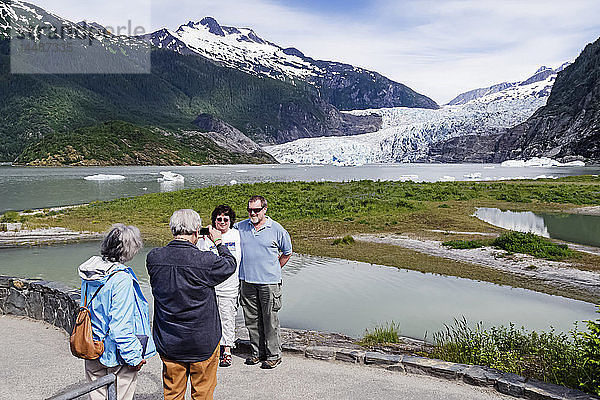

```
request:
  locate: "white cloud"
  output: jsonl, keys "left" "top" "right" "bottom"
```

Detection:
{"left": 29, "top": 0, "right": 600, "bottom": 104}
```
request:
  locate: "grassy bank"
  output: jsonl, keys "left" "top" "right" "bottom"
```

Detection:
{"left": 23, "top": 177, "right": 600, "bottom": 301}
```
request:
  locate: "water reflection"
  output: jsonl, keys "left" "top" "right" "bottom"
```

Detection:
{"left": 475, "top": 207, "right": 600, "bottom": 248}
{"left": 474, "top": 208, "right": 549, "bottom": 237}
{"left": 0, "top": 242, "right": 595, "bottom": 339}
{"left": 159, "top": 180, "right": 184, "bottom": 192}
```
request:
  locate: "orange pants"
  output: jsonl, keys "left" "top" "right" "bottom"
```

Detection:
{"left": 161, "top": 345, "right": 219, "bottom": 400}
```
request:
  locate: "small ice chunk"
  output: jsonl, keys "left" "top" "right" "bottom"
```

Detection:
{"left": 230, "top": 180, "right": 237, "bottom": 185}
{"left": 463, "top": 172, "right": 482, "bottom": 179}
{"left": 158, "top": 171, "right": 184, "bottom": 182}
{"left": 84, "top": 174, "right": 126, "bottom": 181}
{"left": 236, "top": 170, "right": 248, "bottom": 173}
{"left": 398, "top": 174, "right": 419, "bottom": 181}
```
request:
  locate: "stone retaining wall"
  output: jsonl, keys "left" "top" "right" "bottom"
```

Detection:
{"left": 0, "top": 276, "right": 80, "bottom": 334}
{"left": 1, "top": 275, "right": 596, "bottom": 400}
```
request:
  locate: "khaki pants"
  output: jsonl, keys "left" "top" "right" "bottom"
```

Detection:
{"left": 84, "top": 359, "right": 138, "bottom": 400}
{"left": 161, "top": 345, "right": 219, "bottom": 400}
{"left": 240, "top": 281, "right": 282, "bottom": 361}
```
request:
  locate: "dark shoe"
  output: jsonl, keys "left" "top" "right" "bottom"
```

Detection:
{"left": 261, "top": 358, "right": 282, "bottom": 369}
{"left": 220, "top": 353, "right": 232, "bottom": 367}
{"left": 245, "top": 356, "right": 261, "bottom": 365}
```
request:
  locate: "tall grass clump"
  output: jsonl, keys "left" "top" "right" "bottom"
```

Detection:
{"left": 492, "top": 231, "right": 575, "bottom": 261}
{"left": 360, "top": 321, "right": 401, "bottom": 346}
{"left": 428, "top": 314, "right": 600, "bottom": 395}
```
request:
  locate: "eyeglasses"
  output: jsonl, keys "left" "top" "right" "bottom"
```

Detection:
{"left": 247, "top": 207, "right": 264, "bottom": 214}
{"left": 216, "top": 216, "right": 230, "bottom": 222}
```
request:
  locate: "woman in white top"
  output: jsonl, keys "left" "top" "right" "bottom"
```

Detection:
{"left": 197, "top": 204, "right": 241, "bottom": 367}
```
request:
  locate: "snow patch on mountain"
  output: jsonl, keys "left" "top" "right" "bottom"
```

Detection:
{"left": 147, "top": 17, "right": 321, "bottom": 82}
{"left": 264, "top": 70, "right": 559, "bottom": 165}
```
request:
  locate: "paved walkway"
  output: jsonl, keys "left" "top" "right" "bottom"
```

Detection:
{"left": 0, "top": 315, "right": 511, "bottom": 400}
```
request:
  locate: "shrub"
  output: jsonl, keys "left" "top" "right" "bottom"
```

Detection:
{"left": 428, "top": 316, "right": 598, "bottom": 394}
{"left": 580, "top": 306, "right": 600, "bottom": 395}
{"left": 360, "top": 321, "right": 401, "bottom": 346}
{"left": 492, "top": 231, "right": 575, "bottom": 261}
{"left": 442, "top": 239, "right": 487, "bottom": 249}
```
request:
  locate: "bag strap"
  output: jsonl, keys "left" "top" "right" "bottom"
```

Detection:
{"left": 85, "top": 269, "right": 122, "bottom": 307}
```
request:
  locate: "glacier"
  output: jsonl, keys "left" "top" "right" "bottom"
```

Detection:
{"left": 264, "top": 72, "right": 558, "bottom": 165}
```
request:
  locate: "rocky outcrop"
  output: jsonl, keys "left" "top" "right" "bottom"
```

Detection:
{"left": 191, "top": 114, "right": 276, "bottom": 161}
{"left": 426, "top": 132, "right": 505, "bottom": 163}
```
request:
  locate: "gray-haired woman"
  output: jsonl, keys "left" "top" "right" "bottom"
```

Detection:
{"left": 77, "top": 224, "right": 156, "bottom": 400}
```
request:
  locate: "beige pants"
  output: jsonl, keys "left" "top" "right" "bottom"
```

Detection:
{"left": 84, "top": 358, "right": 138, "bottom": 400}
{"left": 161, "top": 345, "right": 219, "bottom": 400}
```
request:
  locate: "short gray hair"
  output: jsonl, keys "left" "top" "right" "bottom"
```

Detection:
{"left": 170, "top": 209, "right": 202, "bottom": 236}
{"left": 101, "top": 224, "right": 143, "bottom": 263}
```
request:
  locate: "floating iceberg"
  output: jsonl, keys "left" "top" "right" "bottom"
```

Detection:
{"left": 157, "top": 171, "right": 185, "bottom": 182}
{"left": 501, "top": 157, "right": 586, "bottom": 168}
{"left": 463, "top": 172, "right": 482, "bottom": 180}
{"left": 84, "top": 174, "right": 126, "bottom": 181}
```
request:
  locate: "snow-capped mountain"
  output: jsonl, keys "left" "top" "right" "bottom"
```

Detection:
{"left": 264, "top": 67, "right": 562, "bottom": 164}
{"left": 144, "top": 17, "right": 438, "bottom": 110}
{"left": 447, "top": 64, "right": 570, "bottom": 106}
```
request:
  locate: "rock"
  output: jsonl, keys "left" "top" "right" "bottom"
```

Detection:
{"left": 305, "top": 346, "right": 336, "bottom": 361}
{"left": 402, "top": 356, "right": 468, "bottom": 380}
{"left": 335, "top": 348, "right": 365, "bottom": 364}
{"left": 523, "top": 379, "right": 596, "bottom": 400}
{"left": 462, "top": 366, "right": 502, "bottom": 387}
{"left": 282, "top": 342, "right": 307, "bottom": 355}
{"left": 495, "top": 372, "right": 526, "bottom": 397}
{"left": 364, "top": 352, "right": 402, "bottom": 366}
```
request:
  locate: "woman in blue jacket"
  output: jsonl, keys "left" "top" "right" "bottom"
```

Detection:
{"left": 78, "top": 224, "right": 156, "bottom": 400}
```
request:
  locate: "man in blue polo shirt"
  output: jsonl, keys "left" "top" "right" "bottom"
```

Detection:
{"left": 235, "top": 195, "right": 292, "bottom": 369}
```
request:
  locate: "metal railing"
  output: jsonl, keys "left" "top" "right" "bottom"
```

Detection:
{"left": 47, "top": 373, "right": 116, "bottom": 400}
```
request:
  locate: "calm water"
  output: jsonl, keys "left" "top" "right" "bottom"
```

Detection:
{"left": 0, "top": 242, "right": 595, "bottom": 339}
{"left": 2, "top": 163, "right": 599, "bottom": 213}
{"left": 475, "top": 207, "right": 600, "bottom": 248}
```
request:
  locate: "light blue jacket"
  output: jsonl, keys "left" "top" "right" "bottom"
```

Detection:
{"left": 78, "top": 256, "right": 156, "bottom": 367}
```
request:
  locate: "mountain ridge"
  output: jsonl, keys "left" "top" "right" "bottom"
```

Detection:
{"left": 144, "top": 16, "right": 439, "bottom": 111}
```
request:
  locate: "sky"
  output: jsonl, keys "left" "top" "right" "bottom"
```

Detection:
{"left": 31, "top": 0, "right": 600, "bottom": 104}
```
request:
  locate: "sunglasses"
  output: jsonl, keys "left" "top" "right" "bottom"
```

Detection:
{"left": 216, "top": 216, "right": 230, "bottom": 222}
{"left": 247, "top": 207, "right": 264, "bottom": 214}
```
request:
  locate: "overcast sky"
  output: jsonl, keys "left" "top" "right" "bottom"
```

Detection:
{"left": 33, "top": 0, "right": 600, "bottom": 104}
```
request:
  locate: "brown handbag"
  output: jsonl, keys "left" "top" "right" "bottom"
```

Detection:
{"left": 70, "top": 272, "right": 119, "bottom": 359}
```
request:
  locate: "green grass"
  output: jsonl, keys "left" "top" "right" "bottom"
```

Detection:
{"left": 428, "top": 310, "right": 600, "bottom": 396}
{"left": 492, "top": 231, "right": 575, "bottom": 261}
{"left": 359, "top": 321, "right": 401, "bottom": 346}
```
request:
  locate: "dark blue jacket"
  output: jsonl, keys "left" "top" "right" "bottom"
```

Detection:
{"left": 146, "top": 239, "right": 236, "bottom": 362}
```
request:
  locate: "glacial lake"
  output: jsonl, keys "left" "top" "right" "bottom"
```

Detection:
{"left": 0, "top": 241, "right": 596, "bottom": 339}
{"left": 2, "top": 163, "right": 600, "bottom": 213}
{"left": 475, "top": 207, "right": 600, "bottom": 248}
